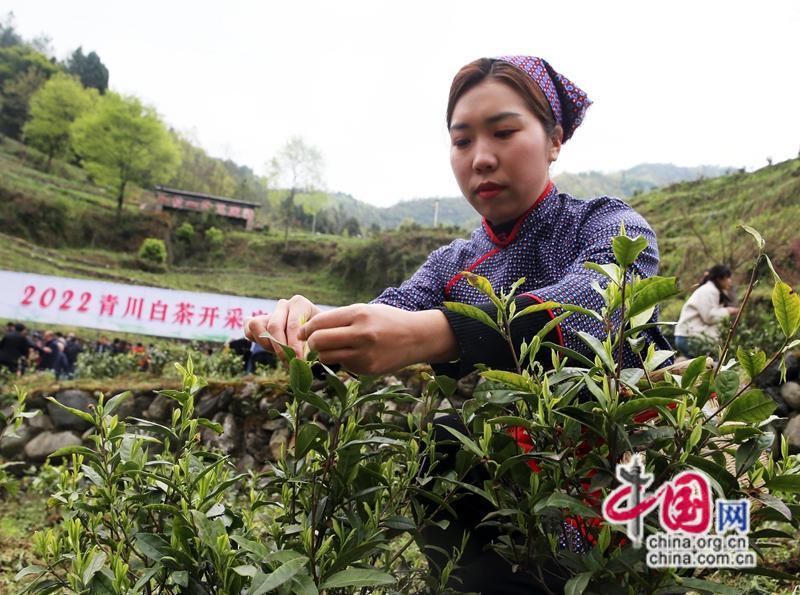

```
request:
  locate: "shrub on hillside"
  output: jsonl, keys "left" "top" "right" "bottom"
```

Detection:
{"left": 205, "top": 226, "right": 224, "bottom": 251}
{"left": 137, "top": 237, "right": 167, "bottom": 270}
{"left": 175, "top": 221, "right": 195, "bottom": 243}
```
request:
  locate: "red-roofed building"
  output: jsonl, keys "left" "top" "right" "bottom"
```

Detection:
{"left": 154, "top": 186, "right": 260, "bottom": 230}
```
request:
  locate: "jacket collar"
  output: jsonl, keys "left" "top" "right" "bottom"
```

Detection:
{"left": 482, "top": 181, "right": 556, "bottom": 247}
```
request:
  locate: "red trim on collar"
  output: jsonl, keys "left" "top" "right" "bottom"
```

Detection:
{"left": 482, "top": 180, "right": 554, "bottom": 247}
{"left": 443, "top": 247, "right": 501, "bottom": 298}
{"left": 519, "top": 292, "right": 565, "bottom": 347}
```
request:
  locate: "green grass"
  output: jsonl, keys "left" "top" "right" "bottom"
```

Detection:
{"left": 630, "top": 158, "right": 800, "bottom": 289}
{"left": 0, "top": 231, "right": 373, "bottom": 306}
{"left": 0, "top": 492, "right": 51, "bottom": 591}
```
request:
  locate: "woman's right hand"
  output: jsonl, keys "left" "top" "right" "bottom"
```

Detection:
{"left": 726, "top": 306, "right": 740, "bottom": 316}
{"left": 244, "top": 295, "right": 321, "bottom": 360}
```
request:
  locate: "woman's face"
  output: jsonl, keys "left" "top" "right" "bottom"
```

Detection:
{"left": 449, "top": 78, "right": 561, "bottom": 225}
{"left": 719, "top": 275, "right": 733, "bottom": 292}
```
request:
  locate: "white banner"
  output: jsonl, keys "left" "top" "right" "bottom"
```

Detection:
{"left": 0, "top": 270, "right": 333, "bottom": 342}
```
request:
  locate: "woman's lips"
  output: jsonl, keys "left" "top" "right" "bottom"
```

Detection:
{"left": 477, "top": 185, "right": 505, "bottom": 200}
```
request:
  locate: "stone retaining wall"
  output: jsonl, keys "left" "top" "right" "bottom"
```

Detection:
{"left": 0, "top": 367, "right": 458, "bottom": 469}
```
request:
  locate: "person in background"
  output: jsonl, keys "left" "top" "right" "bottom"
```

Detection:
{"left": 5, "top": 321, "right": 15, "bottom": 336}
{"left": 131, "top": 341, "right": 147, "bottom": 370}
{"left": 96, "top": 335, "right": 111, "bottom": 354}
{"left": 674, "top": 264, "right": 739, "bottom": 358}
{"left": 64, "top": 333, "right": 83, "bottom": 376}
{"left": 37, "top": 330, "right": 59, "bottom": 372}
{"left": 53, "top": 336, "right": 69, "bottom": 378}
{"left": 0, "top": 323, "right": 31, "bottom": 374}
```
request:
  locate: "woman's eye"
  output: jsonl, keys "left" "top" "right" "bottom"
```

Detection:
{"left": 495, "top": 129, "right": 517, "bottom": 138}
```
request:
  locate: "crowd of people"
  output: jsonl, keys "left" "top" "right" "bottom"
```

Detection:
{"left": 0, "top": 323, "right": 276, "bottom": 380}
{"left": 0, "top": 322, "right": 158, "bottom": 379}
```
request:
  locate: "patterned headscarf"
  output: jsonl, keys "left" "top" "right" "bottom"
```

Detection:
{"left": 496, "top": 56, "right": 591, "bottom": 142}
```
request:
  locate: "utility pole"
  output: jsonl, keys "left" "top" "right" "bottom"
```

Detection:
{"left": 433, "top": 199, "right": 439, "bottom": 228}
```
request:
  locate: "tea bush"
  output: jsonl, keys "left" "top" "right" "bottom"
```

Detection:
{"left": 138, "top": 237, "right": 168, "bottom": 267}
{"left": 15, "top": 226, "right": 800, "bottom": 594}
{"left": 205, "top": 226, "right": 224, "bottom": 252}
{"left": 73, "top": 345, "right": 244, "bottom": 380}
{"left": 175, "top": 222, "right": 195, "bottom": 243}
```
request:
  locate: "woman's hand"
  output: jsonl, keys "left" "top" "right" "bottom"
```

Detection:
{"left": 297, "top": 304, "right": 458, "bottom": 375}
{"left": 244, "top": 295, "right": 322, "bottom": 359}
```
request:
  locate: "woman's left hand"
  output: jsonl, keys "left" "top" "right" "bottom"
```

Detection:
{"left": 297, "top": 304, "right": 457, "bottom": 375}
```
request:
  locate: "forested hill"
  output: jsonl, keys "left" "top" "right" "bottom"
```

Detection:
{"left": 327, "top": 163, "right": 734, "bottom": 230}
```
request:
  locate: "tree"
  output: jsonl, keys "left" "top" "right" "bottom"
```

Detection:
{"left": 0, "top": 45, "right": 59, "bottom": 138}
{"left": 65, "top": 46, "right": 109, "bottom": 94}
{"left": 168, "top": 131, "right": 237, "bottom": 197}
{"left": 71, "top": 92, "right": 180, "bottom": 215}
{"left": 0, "top": 12, "right": 22, "bottom": 48}
{"left": 268, "top": 136, "right": 325, "bottom": 248}
{"left": 22, "top": 73, "right": 97, "bottom": 170}
{"left": 298, "top": 190, "right": 329, "bottom": 234}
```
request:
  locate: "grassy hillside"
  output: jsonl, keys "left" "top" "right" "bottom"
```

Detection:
{"left": 0, "top": 138, "right": 466, "bottom": 310}
{"left": 629, "top": 158, "right": 800, "bottom": 285}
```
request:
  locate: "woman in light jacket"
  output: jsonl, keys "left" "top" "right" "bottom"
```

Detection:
{"left": 674, "top": 264, "right": 739, "bottom": 358}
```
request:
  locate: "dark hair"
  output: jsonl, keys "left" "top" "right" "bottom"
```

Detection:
{"left": 701, "top": 264, "right": 734, "bottom": 306}
{"left": 14, "top": 323, "right": 25, "bottom": 332}
{"left": 447, "top": 58, "right": 559, "bottom": 140}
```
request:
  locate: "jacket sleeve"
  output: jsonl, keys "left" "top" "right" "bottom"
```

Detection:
{"left": 522, "top": 203, "right": 670, "bottom": 364}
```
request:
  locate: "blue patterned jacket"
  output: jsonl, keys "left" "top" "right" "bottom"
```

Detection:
{"left": 372, "top": 182, "right": 671, "bottom": 376}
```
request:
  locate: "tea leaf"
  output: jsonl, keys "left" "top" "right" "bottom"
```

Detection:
{"left": 320, "top": 568, "right": 395, "bottom": 589}
{"left": 442, "top": 301, "right": 501, "bottom": 334}
{"left": 135, "top": 533, "right": 171, "bottom": 561}
{"left": 765, "top": 474, "right": 800, "bottom": 493}
{"left": 565, "top": 571, "right": 593, "bottom": 595}
{"left": 81, "top": 550, "right": 107, "bottom": 585}
{"left": 535, "top": 312, "right": 572, "bottom": 343}
{"left": 628, "top": 276, "right": 679, "bottom": 317}
{"left": 577, "top": 332, "right": 614, "bottom": 371}
{"left": 382, "top": 516, "right": 416, "bottom": 531}
{"left": 735, "top": 434, "right": 773, "bottom": 476}
{"left": 250, "top": 555, "right": 308, "bottom": 595}
{"left": 534, "top": 492, "right": 599, "bottom": 518}
{"left": 290, "top": 358, "right": 313, "bottom": 393}
{"left": 584, "top": 261, "right": 621, "bottom": 284}
{"left": 480, "top": 370, "right": 532, "bottom": 392}
{"left": 772, "top": 280, "right": 800, "bottom": 338}
{"left": 715, "top": 369, "right": 741, "bottom": 403}
{"left": 739, "top": 224, "right": 765, "bottom": 250}
{"left": 514, "top": 300, "right": 561, "bottom": 319}
{"left": 681, "top": 356, "right": 710, "bottom": 389}
{"left": 612, "top": 234, "right": 649, "bottom": 267}
{"left": 44, "top": 397, "right": 94, "bottom": 425}
{"left": 295, "top": 423, "right": 327, "bottom": 458}
{"left": 616, "top": 397, "right": 676, "bottom": 420}
{"left": 103, "top": 391, "right": 132, "bottom": 417}
{"left": 736, "top": 347, "right": 767, "bottom": 381}
{"left": 462, "top": 271, "right": 503, "bottom": 310}
{"left": 440, "top": 425, "right": 485, "bottom": 459}
{"left": 722, "top": 389, "right": 776, "bottom": 424}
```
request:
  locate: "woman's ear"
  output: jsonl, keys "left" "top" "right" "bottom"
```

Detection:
{"left": 548, "top": 125, "right": 563, "bottom": 163}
